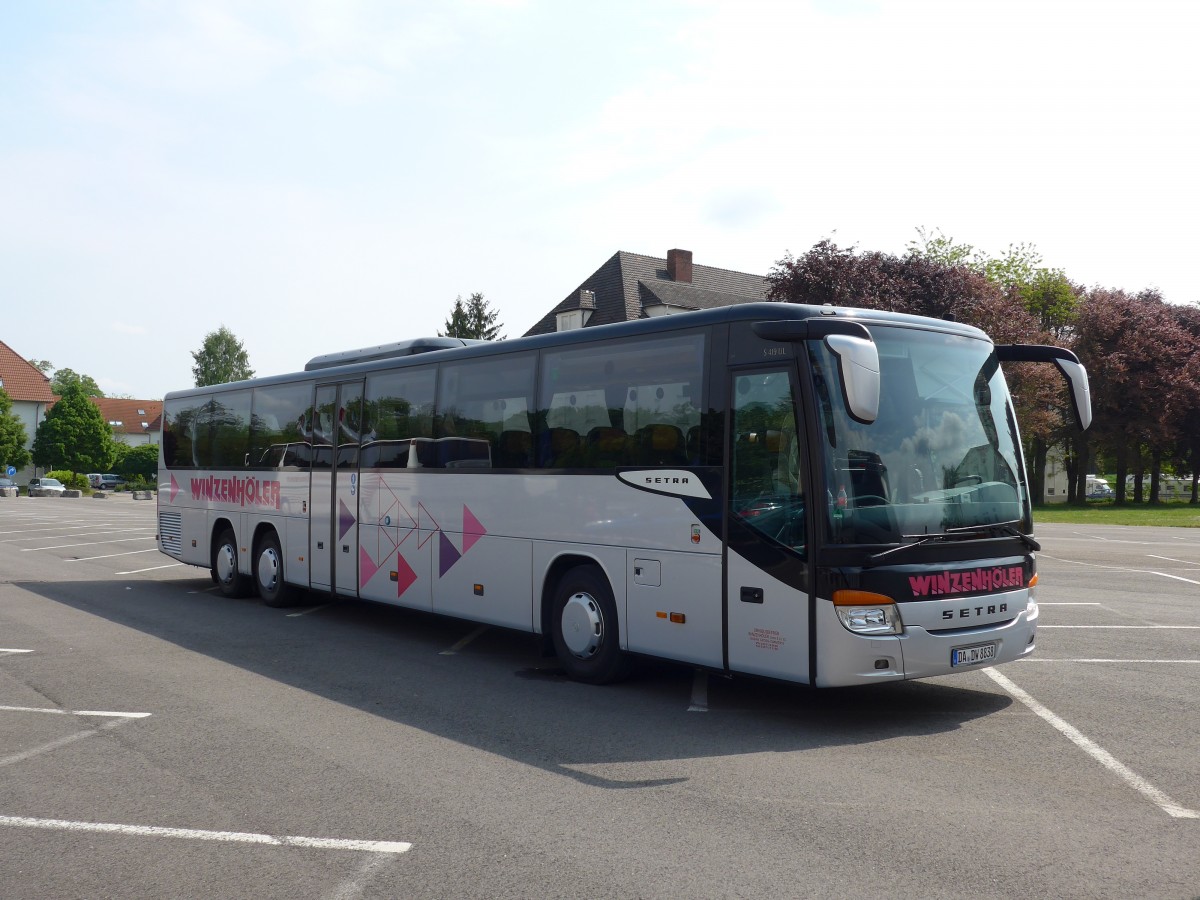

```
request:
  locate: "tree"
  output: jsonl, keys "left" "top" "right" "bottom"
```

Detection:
{"left": 31, "top": 382, "right": 116, "bottom": 475}
{"left": 192, "top": 326, "right": 254, "bottom": 387}
{"left": 439, "top": 292, "right": 505, "bottom": 340}
{"left": 767, "top": 238, "right": 1075, "bottom": 504}
{"left": 116, "top": 443, "right": 160, "bottom": 481}
{"left": 50, "top": 367, "right": 105, "bottom": 398}
{"left": 0, "top": 388, "right": 32, "bottom": 472}
{"left": 1072, "top": 289, "right": 1198, "bottom": 505}
{"left": 29, "top": 359, "right": 53, "bottom": 375}
{"left": 767, "top": 238, "right": 1025, "bottom": 333}
{"left": 907, "top": 228, "right": 1080, "bottom": 336}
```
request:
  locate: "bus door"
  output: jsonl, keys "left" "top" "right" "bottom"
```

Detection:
{"left": 309, "top": 380, "right": 365, "bottom": 596}
{"left": 725, "top": 368, "right": 812, "bottom": 682}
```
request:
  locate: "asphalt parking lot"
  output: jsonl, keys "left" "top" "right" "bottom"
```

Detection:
{"left": 1, "top": 498, "right": 1197, "bottom": 899}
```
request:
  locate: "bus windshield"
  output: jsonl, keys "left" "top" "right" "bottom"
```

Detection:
{"left": 809, "top": 325, "right": 1030, "bottom": 545}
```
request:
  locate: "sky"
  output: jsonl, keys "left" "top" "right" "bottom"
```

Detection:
{"left": 2, "top": 0, "right": 1197, "bottom": 400}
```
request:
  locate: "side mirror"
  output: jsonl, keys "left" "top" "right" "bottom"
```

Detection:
{"left": 823, "top": 334, "right": 880, "bottom": 425}
{"left": 995, "top": 344, "right": 1092, "bottom": 431}
{"left": 752, "top": 318, "right": 880, "bottom": 424}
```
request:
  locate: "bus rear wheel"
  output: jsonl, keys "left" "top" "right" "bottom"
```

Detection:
{"left": 551, "top": 566, "right": 631, "bottom": 684}
{"left": 254, "top": 532, "right": 299, "bottom": 608}
{"left": 212, "top": 528, "right": 248, "bottom": 598}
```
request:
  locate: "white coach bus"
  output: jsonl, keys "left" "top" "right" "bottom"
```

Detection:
{"left": 157, "top": 303, "right": 1090, "bottom": 687}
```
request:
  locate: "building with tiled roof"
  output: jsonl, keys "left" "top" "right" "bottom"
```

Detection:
{"left": 524, "top": 248, "right": 770, "bottom": 336}
{"left": 90, "top": 397, "right": 163, "bottom": 447}
{"left": 0, "top": 340, "right": 56, "bottom": 482}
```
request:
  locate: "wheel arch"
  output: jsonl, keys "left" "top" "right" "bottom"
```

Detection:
{"left": 539, "top": 552, "right": 620, "bottom": 642}
{"left": 209, "top": 516, "right": 237, "bottom": 562}
{"left": 251, "top": 521, "right": 280, "bottom": 558}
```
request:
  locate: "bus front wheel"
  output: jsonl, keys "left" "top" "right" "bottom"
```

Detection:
{"left": 551, "top": 566, "right": 631, "bottom": 684}
{"left": 212, "top": 528, "right": 249, "bottom": 598}
{"left": 255, "top": 531, "right": 299, "bottom": 608}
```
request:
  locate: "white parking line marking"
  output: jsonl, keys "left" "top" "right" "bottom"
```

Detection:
{"left": 985, "top": 669, "right": 1198, "bottom": 819}
{"left": 0, "top": 815, "right": 413, "bottom": 854}
{"left": 287, "top": 604, "right": 332, "bottom": 618}
{"left": 2, "top": 528, "right": 154, "bottom": 543}
{"left": 115, "top": 564, "right": 184, "bottom": 574}
{"left": 330, "top": 852, "right": 400, "bottom": 900}
{"left": 0, "top": 717, "right": 141, "bottom": 768}
{"left": 66, "top": 548, "right": 160, "bottom": 562}
{"left": 440, "top": 625, "right": 489, "bottom": 655}
{"left": 688, "top": 668, "right": 708, "bottom": 712}
{"left": 1040, "top": 555, "right": 1200, "bottom": 585}
{"left": 0, "top": 649, "right": 35, "bottom": 656}
{"left": 21, "top": 536, "right": 157, "bottom": 551}
{"left": 1149, "top": 571, "right": 1200, "bottom": 586}
{"left": 1041, "top": 628, "right": 1200, "bottom": 633}
{"left": 0, "top": 706, "right": 152, "bottom": 718}
{"left": 1019, "top": 659, "right": 1200, "bottom": 664}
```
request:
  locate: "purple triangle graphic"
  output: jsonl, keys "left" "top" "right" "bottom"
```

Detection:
{"left": 359, "top": 546, "right": 379, "bottom": 587}
{"left": 339, "top": 499, "right": 355, "bottom": 540}
{"left": 438, "top": 531, "right": 461, "bottom": 577}
{"left": 462, "top": 505, "right": 486, "bottom": 554}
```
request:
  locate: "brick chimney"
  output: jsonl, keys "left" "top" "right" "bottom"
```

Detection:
{"left": 667, "top": 248, "right": 693, "bottom": 283}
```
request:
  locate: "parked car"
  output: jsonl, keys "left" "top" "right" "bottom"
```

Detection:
{"left": 28, "top": 477, "right": 66, "bottom": 495}
{"left": 99, "top": 474, "right": 126, "bottom": 490}
{"left": 0, "top": 476, "right": 16, "bottom": 490}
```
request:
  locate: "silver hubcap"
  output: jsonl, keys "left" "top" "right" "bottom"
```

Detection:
{"left": 216, "top": 543, "right": 237, "bottom": 584}
{"left": 258, "top": 546, "right": 280, "bottom": 593}
{"left": 561, "top": 591, "right": 604, "bottom": 659}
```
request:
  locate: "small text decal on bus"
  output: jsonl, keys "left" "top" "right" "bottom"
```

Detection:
{"left": 907, "top": 565, "right": 1024, "bottom": 598}
{"left": 616, "top": 469, "right": 712, "bottom": 500}
{"left": 190, "top": 476, "right": 282, "bottom": 510}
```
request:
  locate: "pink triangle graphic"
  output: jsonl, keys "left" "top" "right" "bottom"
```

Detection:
{"left": 438, "top": 531, "right": 462, "bottom": 577}
{"left": 170, "top": 474, "right": 180, "bottom": 503}
{"left": 359, "top": 546, "right": 380, "bottom": 587}
{"left": 395, "top": 552, "right": 418, "bottom": 597}
{"left": 462, "top": 505, "right": 487, "bottom": 554}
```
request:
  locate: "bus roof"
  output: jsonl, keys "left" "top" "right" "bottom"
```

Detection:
{"left": 165, "top": 302, "right": 991, "bottom": 400}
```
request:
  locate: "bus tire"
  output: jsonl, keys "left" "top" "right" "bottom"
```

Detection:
{"left": 212, "top": 528, "right": 248, "bottom": 598}
{"left": 254, "top": 531, "right": 299, "bottom": 608}
{"left": 551, "top": 565, "right": 631, "bottom": 684}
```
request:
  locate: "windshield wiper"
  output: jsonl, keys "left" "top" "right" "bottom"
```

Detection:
{"left": 867, "top": 534, "right": 948, "bottom": 563}
{"left": 867, "top": 521, "right": 1039, "bottom": 564}
{"left": 944, "top": 521, "right": 1041, "bottom": 552}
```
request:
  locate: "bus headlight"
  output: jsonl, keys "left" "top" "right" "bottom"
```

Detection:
{"left": 833, "top": 590, "right": 903, "bottom": 635}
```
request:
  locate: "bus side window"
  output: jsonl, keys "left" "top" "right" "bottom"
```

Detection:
{"left": 435, "top": 353, "right": 535, "bottom": 470}
{"left": 537, "top": 333, "right": 705, "bottom": 470}
{"left": 249, "top": 382, "right": 314, "bottom": 470}
{"left": 362, "top": 368, "right": 436, "bottom": 469}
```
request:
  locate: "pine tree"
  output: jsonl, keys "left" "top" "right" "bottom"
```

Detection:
{"left": 439, "top": 292, "right": 504, "bottom": 340}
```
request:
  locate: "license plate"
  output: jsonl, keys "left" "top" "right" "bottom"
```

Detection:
{"left": 951, "top": 642, "right": 997, "bottom": 667}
